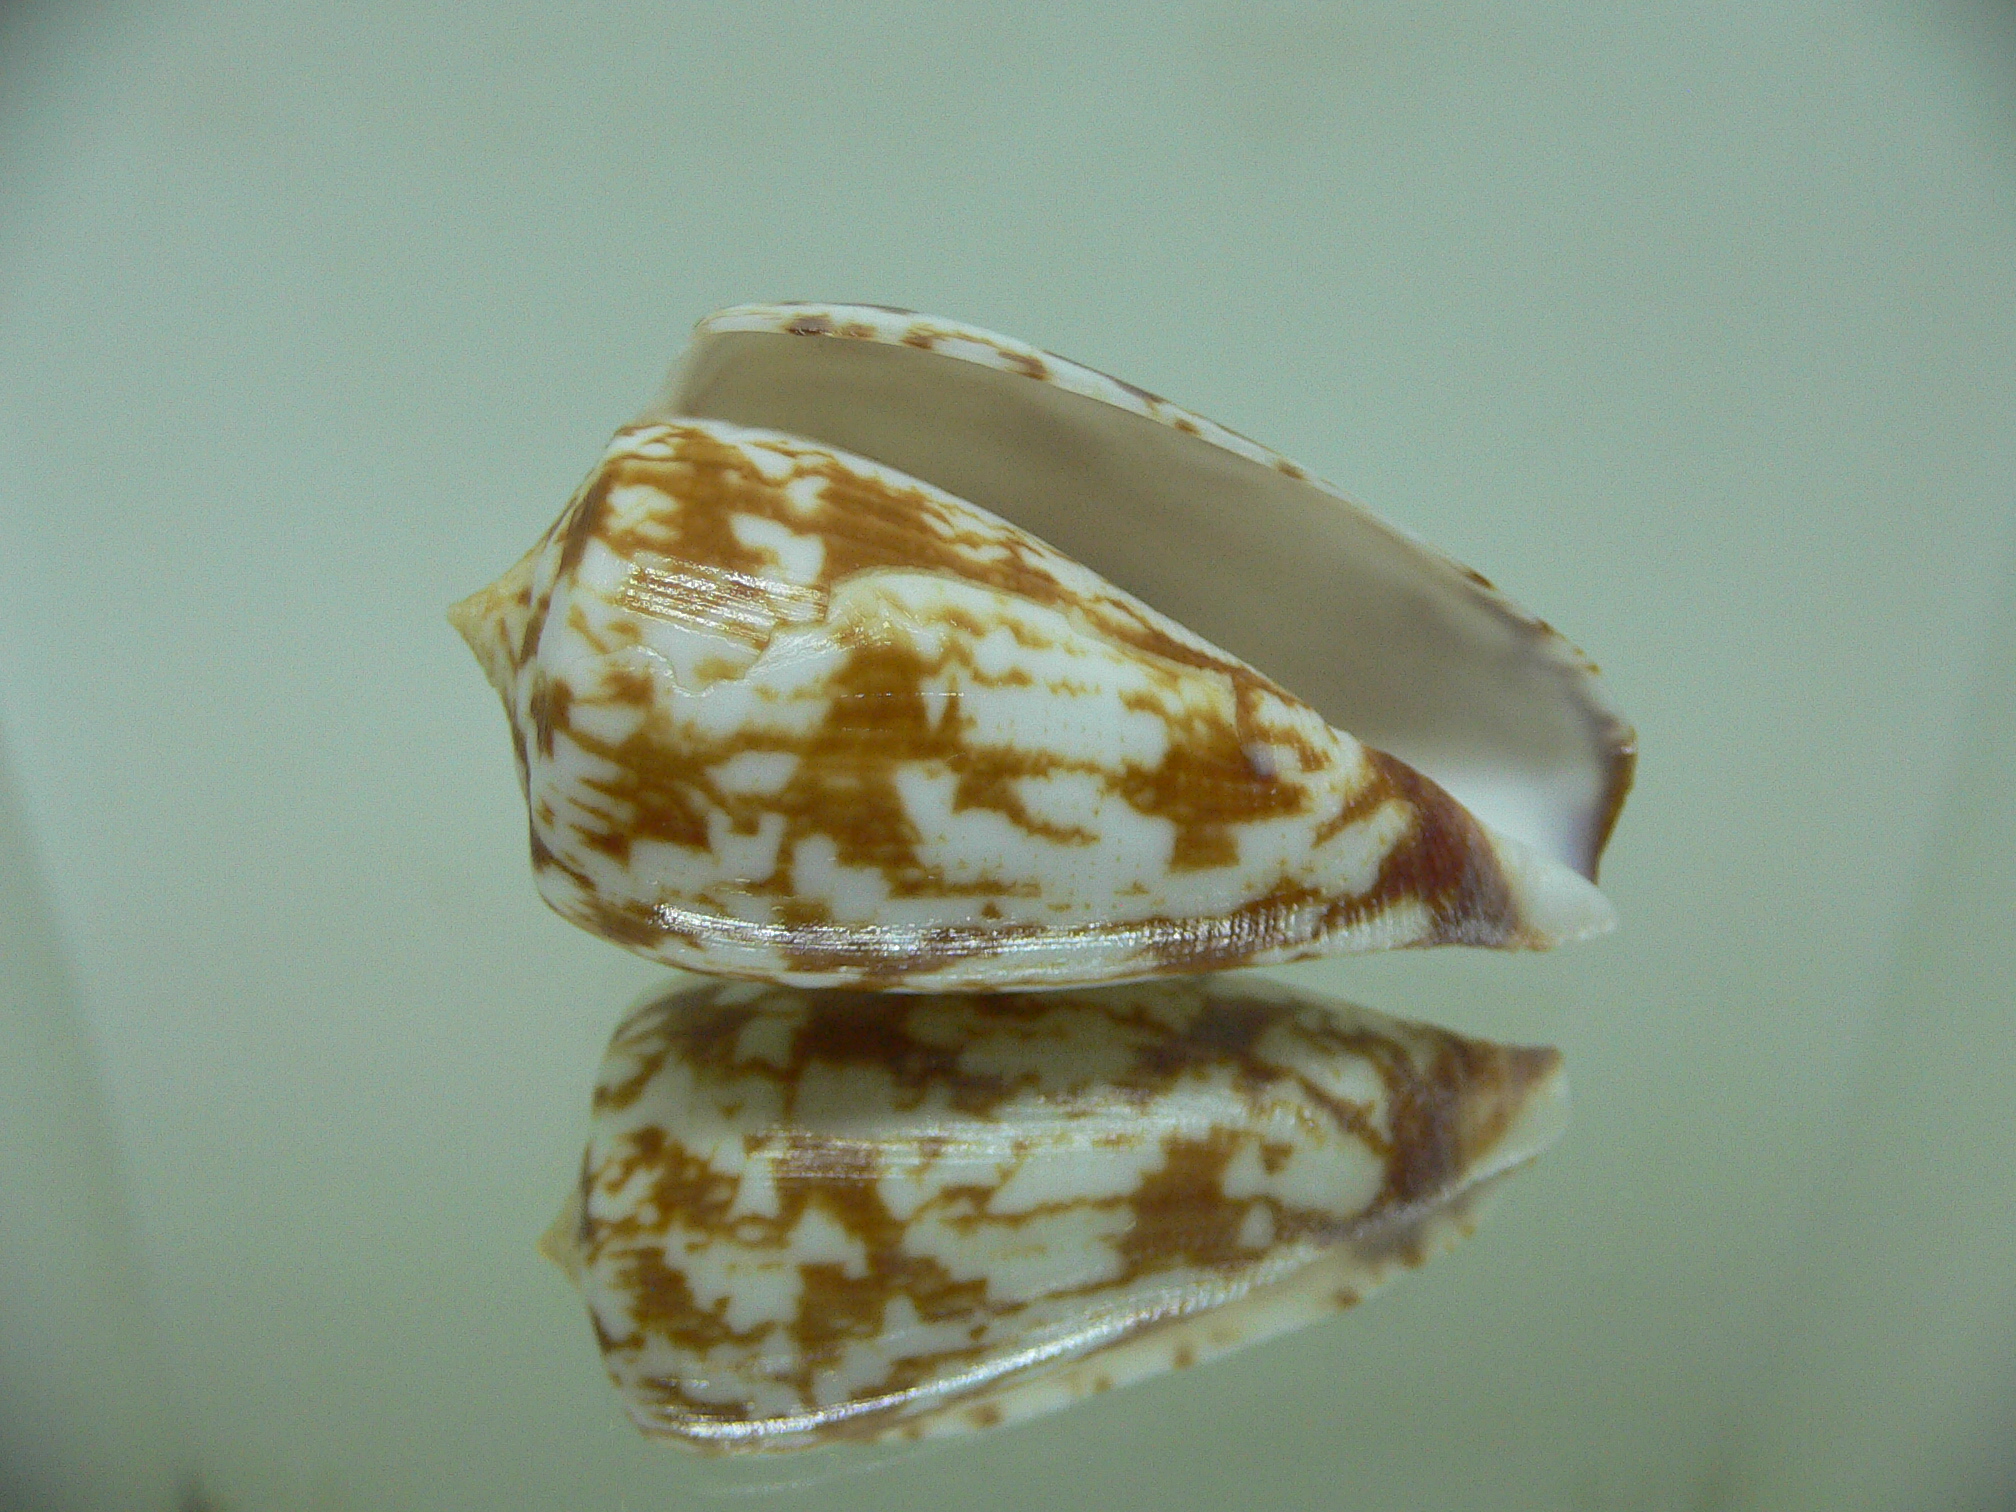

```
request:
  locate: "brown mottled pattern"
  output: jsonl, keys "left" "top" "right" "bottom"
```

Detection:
{"left": 555, "top": 975, "right": 1563, "bottom": 1450}
{"left": 689, "top": 303, "right": 1636, "bottom": 885}
{"left": 471, "top": 419, "right": 1536, "bottom": 986}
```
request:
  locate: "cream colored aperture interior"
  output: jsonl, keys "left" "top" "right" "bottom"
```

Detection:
{"left": 661, "top": 311, "right": 1633, "bottom": 880}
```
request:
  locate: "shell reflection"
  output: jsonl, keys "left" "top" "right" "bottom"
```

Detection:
{"left": 545, "top": 974, "right": 1566, "bottom": 1451}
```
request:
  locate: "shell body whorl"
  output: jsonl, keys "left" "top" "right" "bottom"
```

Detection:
{"left": 453, "top": 387, "right": 1619, "bottom": 989}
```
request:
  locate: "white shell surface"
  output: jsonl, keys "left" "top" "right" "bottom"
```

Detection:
{"left": 453, "top": 413, "right": 1614, "bottom": 990}
{"left": 547, "top": 975, "right": 1567, "bottom": 1452}
{"left": 661, "top": 303, "right": 1635, "bottom": 880}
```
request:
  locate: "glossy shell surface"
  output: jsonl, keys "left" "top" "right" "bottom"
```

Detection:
{"left": 544, "top": 974, "right": 1567, "bottom": 1452}
{"left": 452, "top": 305, "right": 1631, "bottom": 990}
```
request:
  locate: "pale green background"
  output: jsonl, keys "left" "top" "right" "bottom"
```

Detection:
{"left": 2, "top": 2, "right": 2013, "bottom": 1509}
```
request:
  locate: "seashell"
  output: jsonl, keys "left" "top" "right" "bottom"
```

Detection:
{"left": 542, "top": 973, "right": 1567, "bottom": 1452}
{"left": 452, "top": 304, "right": 1634, "bottom": 989}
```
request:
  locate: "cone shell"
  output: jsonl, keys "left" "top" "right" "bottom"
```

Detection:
{"left": 452, "top": 307, "right": 1631, "bottom": 988}
{"left": 543, "top": 974, "right": 1567, "bottom": 1452}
